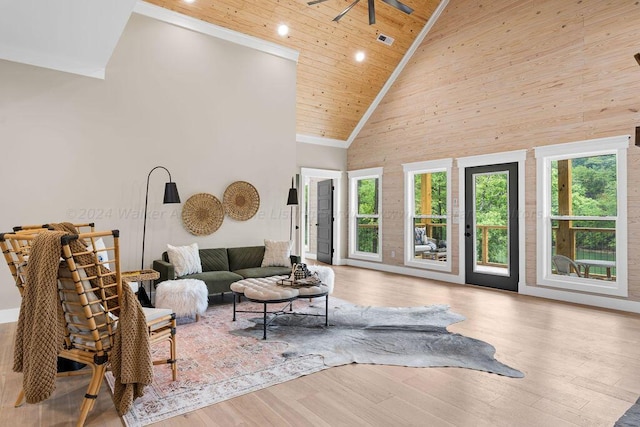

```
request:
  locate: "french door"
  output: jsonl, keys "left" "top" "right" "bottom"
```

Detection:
{"left": 464, "top": 162, "right": 519, "bottom": 291}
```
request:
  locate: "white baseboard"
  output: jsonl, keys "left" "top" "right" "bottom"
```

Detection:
{"left": 347, "top": 259, "right": 640, "bottom": 314}
{"left": 0, "top": 307, "right": 19, "bottom": 324}
{"left": 520, "top": 284, "right": 640, "bottom": 314}
{"left": 346, "top": 259, "right": 465, "bottom": 284}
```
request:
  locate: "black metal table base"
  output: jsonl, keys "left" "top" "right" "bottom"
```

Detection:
{"left": 232, "top": 291, "right": 329, "bottom": 339}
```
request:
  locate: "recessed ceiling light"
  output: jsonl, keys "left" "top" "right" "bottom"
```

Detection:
{"left": 355, "top": 51, "right": 365, "bottom": 62}
{"left": 277, "top": 24, "right": 289, "bottom": 37}
{"left": 184, "top": 0, "right": 195, "bottom": 3}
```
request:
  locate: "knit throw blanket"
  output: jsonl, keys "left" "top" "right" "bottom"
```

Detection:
{"left": 13, "top": 231, "right": 67, "bottom": 403}
{"left": 14, "top": 223, "right": 153, "bottom": 415}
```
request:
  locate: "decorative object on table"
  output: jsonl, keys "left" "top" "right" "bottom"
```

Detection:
{"left": 181, "top": 193, "right": 224, "bottom": 236}
{"left": 291, "top": 262, "right": 312, "bottom": 281}
{"left": 286, "top": 177, "right": 298, "bottom": 241}
{"left": 223, "top": 181, "right": 260, "bottom": 221}
{"left": 261, "top": 239, "right": 293, "bottom": 268}
{"left": 166, "top": 243, "right": 202, "bottom": 277}
{"left": 277, "top": 275, "right": 321, "bottom": 287}
{"left": 141, "top": 166, "right": 181, "bottom": 271}
{"left": 155, "top": 278, "right": 209, "bottom": 321}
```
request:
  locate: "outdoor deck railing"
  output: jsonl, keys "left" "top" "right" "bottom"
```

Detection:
{"left": 355, "top": 223, "right": 615, "bottom": 279}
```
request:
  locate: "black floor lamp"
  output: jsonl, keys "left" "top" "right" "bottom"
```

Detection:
{"left": 287, "top": 177, "right": 298, "bottom": 241}
{"left": 141, "top": 166, "right": 181, "bottom": 271}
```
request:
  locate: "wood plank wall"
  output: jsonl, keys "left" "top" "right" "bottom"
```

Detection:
{"left": 348, "top": 0, "right": 640, "bottom": 300}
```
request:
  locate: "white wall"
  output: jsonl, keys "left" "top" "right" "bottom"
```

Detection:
{"left": 0, "top": 13, "right": 297, "bottom": 313}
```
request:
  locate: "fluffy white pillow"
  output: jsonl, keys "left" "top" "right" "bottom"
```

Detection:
{"left": 261, "top": 240, "right": 293, "bottom": 268}
{"left": 167, "top": 243, "right": 203, "bottom": 277}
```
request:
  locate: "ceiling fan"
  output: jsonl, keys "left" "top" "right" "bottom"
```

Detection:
{"left": 308, "top": 0, "right": 414, "bottom": 25}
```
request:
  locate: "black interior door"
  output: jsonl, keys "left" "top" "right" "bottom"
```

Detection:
{"left": 464, "top": 162, "right": 519, "bottom": 291}
{"left": 316, "top": 179, "right": 333, "bottom": 264}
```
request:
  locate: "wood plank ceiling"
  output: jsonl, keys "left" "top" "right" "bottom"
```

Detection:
{"left": 145, "top": 0, "right": 443, "bottom": 142}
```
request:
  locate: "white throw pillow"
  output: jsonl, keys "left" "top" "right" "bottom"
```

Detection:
{"left": 167, "top": 243, "right": 203, "bottom": 278}
{"left": 261, "top": 240, "right": 293, "bottom": 268}
{"left": 87, "top": 237, "right": 110, "bottom": 270}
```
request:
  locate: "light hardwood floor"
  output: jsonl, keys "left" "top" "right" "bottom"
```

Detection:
{"left": 2, "top": 265, "right": 639, "bottom": 426}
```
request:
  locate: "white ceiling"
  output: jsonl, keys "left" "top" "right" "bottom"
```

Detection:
{"left": 0, "top": 0, "right": 137, "bottom": 79}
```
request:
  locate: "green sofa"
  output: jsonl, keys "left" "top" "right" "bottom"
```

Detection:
{"left": 153, "top": 246, "right": 298, "bottom": 298}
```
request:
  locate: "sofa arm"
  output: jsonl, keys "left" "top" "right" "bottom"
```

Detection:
{"left": 153, "top": 259, "right": 175, "bottom": 286}
{"left": 290, "top": 255, "right": 301, "bottom": 265}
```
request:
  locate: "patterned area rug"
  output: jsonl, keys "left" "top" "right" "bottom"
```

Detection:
{"left": 106, "top": 299, "right": 327, "bottom": 426}
{"left": 107, "top": 297, "right": 523, "bottom": 426}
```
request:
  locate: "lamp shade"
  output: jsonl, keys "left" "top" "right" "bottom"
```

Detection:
{"left": 163, "top": 182, "right": 181, "bottom": 204}
{"left": 287, "top": 187, "right": 298, "bottom": 206}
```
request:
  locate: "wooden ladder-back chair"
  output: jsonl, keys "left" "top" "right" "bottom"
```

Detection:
{"left": 1, "top": 223, "right": 95, "bottom": 297}
{"left": 0, "top": 228, "right": 177, "bottom": 426}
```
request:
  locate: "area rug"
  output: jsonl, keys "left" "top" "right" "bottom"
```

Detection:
{"left": 233, "top": 299, "right": 524, "bottom": 377}
{"left": 616, "top": 396, "right": 640, "bottom": 426}
{"left": 107, "top": 298, "right": 523, "bottom": 426}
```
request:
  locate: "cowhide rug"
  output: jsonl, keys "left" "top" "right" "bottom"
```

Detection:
{"left": 232, "top": 299, "right": 524, "bottom": 378}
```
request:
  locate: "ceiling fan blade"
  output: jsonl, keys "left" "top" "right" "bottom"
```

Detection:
{"left": 307, "top": 0, "right": 329, "bottom": 5}
{"left": 380, "top": 0, "right": 414, "bottom": 14}
{"left": 333, "top": 0, "right": 361, "bottom": 22}
{"left": 368, "top": 0, "right": 376, "bottom": 24}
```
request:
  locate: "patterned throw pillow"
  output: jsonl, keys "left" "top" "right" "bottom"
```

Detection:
{"left": 414, "top": 227, "right": 426, "bottom": 245}
{"left": 261, "top": 240, "right": 293, "bottom": 268}
{"left": 167, "top": 243, "right": 203, "bottom": 277}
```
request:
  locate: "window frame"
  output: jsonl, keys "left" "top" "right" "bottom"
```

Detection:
{"left": 535, "top": 135, "right": 629, "bottom": 297}
{"left": 403, "top": 159, "right": 452, "bottom": 271}
{"left": 348, "top": 167, "right": 383, "bottom": 262}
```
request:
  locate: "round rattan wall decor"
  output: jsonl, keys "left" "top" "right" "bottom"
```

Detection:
{"left": 181, "top": 193, "right": 224, "bottom": 236}
{"left": 223, "top": 181, "right": 260, "bottom": 221}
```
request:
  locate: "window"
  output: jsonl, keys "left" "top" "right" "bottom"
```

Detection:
{"left": 403, "top": 159, "right": 452, "bottom": 271}
{"left": 348, "top": 167, "right": 382, "bottom": 262}
{"left": 535, "top": 135, "right": 628, "bottom": 296}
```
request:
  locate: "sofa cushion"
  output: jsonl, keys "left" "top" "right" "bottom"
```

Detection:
{"left": 234, "top": 266, "right": 293, "bottom": 279}
{"left": 227, "top": 246, "right": 265, "bottom": 271}
{"left": 181, "top": 271, "right": 243, "bottom": 295}
{"left": 199, "top": 248, "right": 229, "bottom": 272}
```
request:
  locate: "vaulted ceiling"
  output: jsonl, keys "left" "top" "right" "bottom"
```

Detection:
{"left": 0, "top": 0, "right": 445, "bottom": 146}
{"left": 147, "top": 0, "right": 445, "bottom": 145}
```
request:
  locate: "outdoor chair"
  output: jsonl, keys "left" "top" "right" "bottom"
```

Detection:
{"left": 552, "top": 254, "right": 583, "bottom": 277}
{"left": 0, "top": 226, "right": 177, "bottom": 426}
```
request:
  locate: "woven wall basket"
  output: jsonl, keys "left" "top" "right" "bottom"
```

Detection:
{"left": 181, "top": 193, "right": 224, "bottom": 236}
{"left": 223, "top": 181, "right": 260, "bottom": 221}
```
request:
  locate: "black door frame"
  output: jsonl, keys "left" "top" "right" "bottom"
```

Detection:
{"left": 464, "top": 162, "right": 519, "bottom": 291}
{"left": 457, "top": 151, "right": 526, "bottom": 293}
